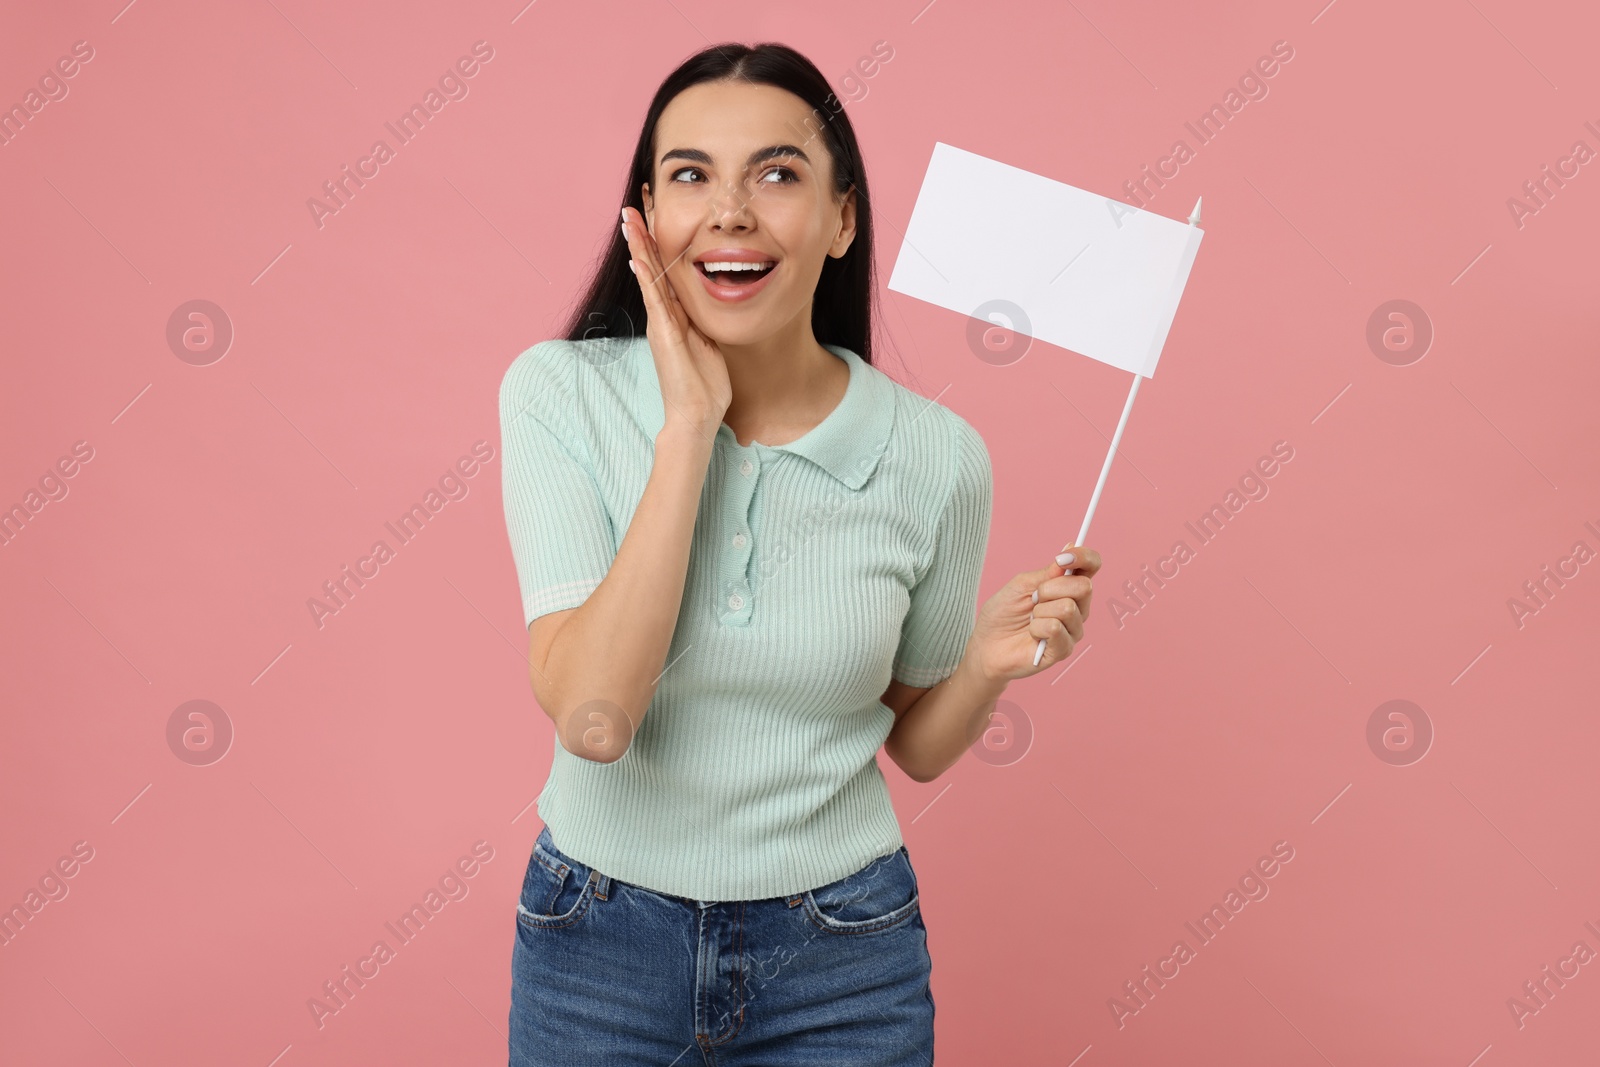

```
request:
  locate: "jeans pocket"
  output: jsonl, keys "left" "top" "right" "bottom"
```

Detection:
{"left": 802, "top": 847, "right": 920, "bottom": 936}
{"left": 516, "top": 831, "right": 598, "bottom": 930}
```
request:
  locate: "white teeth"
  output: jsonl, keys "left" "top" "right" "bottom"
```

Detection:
{"left": 700, "top": 261, "right": 775, "bottom": 272}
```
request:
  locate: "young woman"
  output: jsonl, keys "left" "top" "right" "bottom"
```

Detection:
{"left": 499, "top": 41, "right": 1100, "bottom": 1066}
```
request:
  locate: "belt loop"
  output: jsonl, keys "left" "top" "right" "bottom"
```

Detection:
{"left": 590, "top": 868, "right": 612, "bottom": 900}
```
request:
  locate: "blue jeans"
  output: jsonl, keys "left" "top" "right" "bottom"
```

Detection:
{"left": 509, "top": 824, "right": 935, "bottom": 1065}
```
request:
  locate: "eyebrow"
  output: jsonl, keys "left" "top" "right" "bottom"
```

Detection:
{"left": 658, "top": 144, "right": 812, "bottom": 171}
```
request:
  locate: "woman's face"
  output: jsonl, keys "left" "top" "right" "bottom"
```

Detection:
{"left": 641, "top": 79, "right": 856, "bottom": 348}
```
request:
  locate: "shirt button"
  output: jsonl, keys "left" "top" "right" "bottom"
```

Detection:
{"left": 739, "top": 458, "right": 754, "bottom": 477}
{"left": 732, "top": 532, "right": 746, "bottom": 548}
{"left": 728, "top": 593, "right": 745, "bottom": 610}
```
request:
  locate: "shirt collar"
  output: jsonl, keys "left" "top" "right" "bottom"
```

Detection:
{"left": 633, "top": 335, "right": 894, "bottom": 490}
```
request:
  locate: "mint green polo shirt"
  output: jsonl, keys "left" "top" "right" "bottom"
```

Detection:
{"left": 499, "top": 334, "right": 992, "bottom": 900}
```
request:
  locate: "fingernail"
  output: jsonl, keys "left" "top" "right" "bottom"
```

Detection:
{"left": 620, "top": 221, "right": 629, "bottom": 242}
{"left": 628, "top": 260, "right": 637, "bottom": 275}
{"left": 1056, "top": 552, "right": 1075, "bottom": 566}
{"left": 621, "top": 208, "right": 628, "bottom": 224}
{"left": 1031, "top": 589, "right": 1038, "bottom": 604}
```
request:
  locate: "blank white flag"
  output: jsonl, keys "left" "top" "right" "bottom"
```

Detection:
{"left": 887, "top": 142, "right": 1204, "bottom": 378}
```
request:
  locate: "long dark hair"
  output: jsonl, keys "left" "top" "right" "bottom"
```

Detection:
{"left": 558, "top": 42, "right": 878, "bottom": 365}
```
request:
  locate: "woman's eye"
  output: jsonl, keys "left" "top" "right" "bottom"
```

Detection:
{"left": 667, "top": 166, "right": 797, "bottom": 185}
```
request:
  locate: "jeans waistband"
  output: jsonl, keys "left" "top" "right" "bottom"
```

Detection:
{"left": 536, "top": 823, "right": 909, "bottom": 908}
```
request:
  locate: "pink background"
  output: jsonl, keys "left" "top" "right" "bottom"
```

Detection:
{"left": 3, "top": 1, "right": 1597, "bottom": 1064}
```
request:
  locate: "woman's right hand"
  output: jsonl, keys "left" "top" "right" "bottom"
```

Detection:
{"left": 622, "top": 207, "right": 732, "bottom": 441}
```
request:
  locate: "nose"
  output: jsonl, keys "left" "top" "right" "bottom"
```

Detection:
{"left": 707, "top": 178, "right": 755, "bottom": 232}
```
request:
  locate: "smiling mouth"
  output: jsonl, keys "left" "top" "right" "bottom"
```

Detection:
{"left": 694, "top": 261, "right": 778, "bottom": 285}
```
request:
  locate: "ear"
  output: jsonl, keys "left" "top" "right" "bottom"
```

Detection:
{"left": 640, "top": 182, "right": 654, "bottom": 233}
{"left": 829, "top": 186, "right": 858, "bottom": 259}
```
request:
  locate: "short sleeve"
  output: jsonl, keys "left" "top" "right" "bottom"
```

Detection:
{"left": 891, "top": 414, "right": 993, "bottom": 687}
{"left": 499, "top": 341, "right": 617, "bottom": 628}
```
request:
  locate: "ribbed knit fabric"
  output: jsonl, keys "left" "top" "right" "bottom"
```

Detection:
{"left": 498, "top": 335, "right": 992, "bottom": 900}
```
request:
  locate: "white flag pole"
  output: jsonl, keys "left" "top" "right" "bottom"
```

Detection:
{"left": 1033, "top": 196, "right": 1202, "bottom": 668}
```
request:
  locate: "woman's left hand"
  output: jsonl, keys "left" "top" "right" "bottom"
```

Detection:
{"left": 970, "top": 544, "right": 1103, "bottom": 682}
